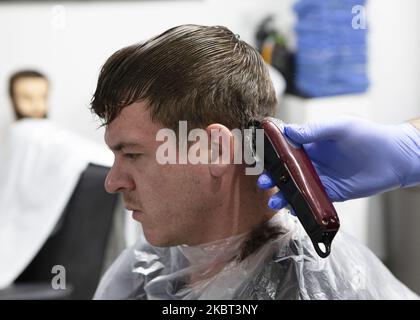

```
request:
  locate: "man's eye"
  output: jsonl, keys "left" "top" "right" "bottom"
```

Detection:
{"left": 124, "top": 153, "right": 141, "bottom": 160}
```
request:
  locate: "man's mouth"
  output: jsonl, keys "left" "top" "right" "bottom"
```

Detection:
{"left": 132, "top": 210, "right": 144, "bottom": 221}
{"left": 126, "top": 208, "right": 144, "bottom": 221}
{"left": 125, "top": 206, "right": 144, "bottom": 220}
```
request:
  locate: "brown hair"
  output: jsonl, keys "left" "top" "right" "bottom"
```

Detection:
{"left": 91, "top": 24, "right": 277, "bottom": 130}
{"left": 9, "top": 70, "right": 48, "bottom": 120}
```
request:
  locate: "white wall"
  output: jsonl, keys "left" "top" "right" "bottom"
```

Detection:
{"left": 365, "top": 0, "right": 420, "bottom": 259}
{"left": 0, "top": 0, "right": 283, "bottom": 144}
{"left": 367, "top": 0, "right": 420, "bottom": 124}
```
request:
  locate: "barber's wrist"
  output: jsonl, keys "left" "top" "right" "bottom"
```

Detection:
{"left": 408, "top": 118, "right": 420, "bottom": 131}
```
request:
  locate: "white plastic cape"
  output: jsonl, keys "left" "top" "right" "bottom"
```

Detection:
{"left": 0, "top": 119, "right": 113, "bottom": 289}
{"left": 94, "top": 210, "right": 418, "bottom": 300}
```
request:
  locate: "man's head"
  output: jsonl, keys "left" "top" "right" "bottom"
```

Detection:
{"left": 9, "top": 70, "right": 49, "bottom": 120}
{"left": 91, "top": 25, "right": 277, "bottom": 247}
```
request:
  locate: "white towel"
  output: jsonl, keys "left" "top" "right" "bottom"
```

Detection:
{"left": 0, "top": 119, "right": 113, "bottom": 289}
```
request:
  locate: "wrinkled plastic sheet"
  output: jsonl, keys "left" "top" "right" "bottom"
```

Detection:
{"left": 94, "top": 210, "right": 418, "bottom": 300}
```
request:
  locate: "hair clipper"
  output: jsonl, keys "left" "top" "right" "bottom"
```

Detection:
{"left": 249, "top": 117, "right": 340, "bottom": 258}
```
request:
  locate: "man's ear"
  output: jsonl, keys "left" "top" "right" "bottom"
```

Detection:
{"left": 206, "top": 123, "right": 234, "bottom": 178}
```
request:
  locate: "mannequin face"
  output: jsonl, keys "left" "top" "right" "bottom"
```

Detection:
{"left": 12, "top": 77, "right": 48, "bottom": 118}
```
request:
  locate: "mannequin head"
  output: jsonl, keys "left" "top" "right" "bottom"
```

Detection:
{"left": 9, "top": 70, "right": 49, "bottom": 120}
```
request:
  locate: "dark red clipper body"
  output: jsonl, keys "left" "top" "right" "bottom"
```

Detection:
{"left": 250, "top": 117, "right": 340, "bottom": 258}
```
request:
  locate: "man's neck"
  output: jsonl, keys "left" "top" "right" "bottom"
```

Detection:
{"left": 192, "top": 170, "right": 277, "bottom": 245}
{"left": 186, "top": 172, "right": 279, "bottom": 287}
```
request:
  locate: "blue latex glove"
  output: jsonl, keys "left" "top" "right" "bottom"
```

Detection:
{"left": 258, "top": 116, "right": 420, "bottom": 210}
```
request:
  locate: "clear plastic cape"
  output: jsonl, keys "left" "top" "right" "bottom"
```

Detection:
{"left": 94, "top": 209, "right": 418, "bottom": 300}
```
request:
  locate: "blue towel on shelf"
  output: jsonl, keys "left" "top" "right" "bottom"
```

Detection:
{"left": 294, "top": 0, "right": 369, "bottom": 97}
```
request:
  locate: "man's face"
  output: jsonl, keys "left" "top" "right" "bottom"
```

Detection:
{"left": 12, "top": 77, "right": 48, "bottom": 118}
{"left": 104, "top": 101, "right": 222, "bottom": 247}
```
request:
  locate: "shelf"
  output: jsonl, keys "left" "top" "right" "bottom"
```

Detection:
{"left": 276, "top": 93, "right": 372, "bottom": 123}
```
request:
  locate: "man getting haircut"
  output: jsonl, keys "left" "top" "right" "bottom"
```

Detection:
{"left": 91, "top": 25, "right": 417, "bottom": 300}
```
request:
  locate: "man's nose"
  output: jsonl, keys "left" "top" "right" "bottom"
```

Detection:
{"left": 105, "top": 164, "right": 135, "bottom": 194}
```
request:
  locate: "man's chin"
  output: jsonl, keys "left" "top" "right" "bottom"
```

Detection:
{"left": 142, "top": 231, "right": 179, "bottom": 248}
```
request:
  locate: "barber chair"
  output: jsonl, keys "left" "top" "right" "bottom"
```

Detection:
{"left": 0, "top": 163, "right": 120, "bottom": 299}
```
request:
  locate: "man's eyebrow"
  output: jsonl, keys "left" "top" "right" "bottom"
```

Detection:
{"left": 109, "top": 141, "right": 143, "bottom": 152}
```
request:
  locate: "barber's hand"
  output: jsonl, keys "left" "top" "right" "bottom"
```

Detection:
{"left": 258, "top": 116, "right": 420, "bottom": 210}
